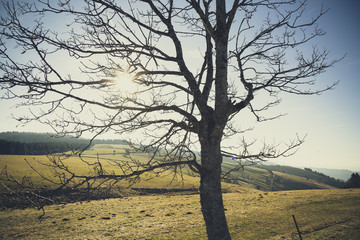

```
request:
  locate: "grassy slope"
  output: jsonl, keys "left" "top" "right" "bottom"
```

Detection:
{"left": 0, "top": 188, "right": 359, "bottom": 239}
{"left": 1, "top": 144, "right": 338, "bottom": 193}
{"left": 0, "top": 145, "right": 242, "bottom": 194}
{"left": 0, "top": 144, "right": 197, "bottom": 191}
{"left": 222, "top": 162, "right": 334, "bottom": 191}
{"left": 1, "top": 145, "right": 359, "bottom": 239}
{"left": 255, "top": 164, "right": 345, "bottom": 187}
{"left": 0, "top": 156, "right": 201, "bottom": 192}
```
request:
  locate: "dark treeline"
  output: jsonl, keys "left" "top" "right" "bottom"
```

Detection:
{"left": 0, "top": 131, "right": 90, "bottom": 144}
{"left": 344, "top": 173, "right": 360, "bottom": 188}
{"left": 0, "top": 132, "right": 126, "bottom": 155}
{"left": 0, "top": 139, "right": 87, "bottom": 155}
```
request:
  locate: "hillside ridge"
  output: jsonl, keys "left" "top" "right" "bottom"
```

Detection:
{"left": 0, "top": 132, "right": 347, "bottom": 191}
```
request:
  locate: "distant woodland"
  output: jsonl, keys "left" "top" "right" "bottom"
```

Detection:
{"left": 0, "top": 132, "right": 126, "bottom": 155}
{"left": 344, "top": 173, "right": 360, "bottom": 188}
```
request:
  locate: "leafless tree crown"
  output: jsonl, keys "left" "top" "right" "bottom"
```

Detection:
{"left": 0, "top": 0, "right": 340, "bottom": 190}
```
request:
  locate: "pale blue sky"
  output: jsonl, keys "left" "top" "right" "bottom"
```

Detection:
{"left": 263, "top": 0, "right": 360, "bottom": 170}
{"left": 0, "top": 0, "right": 359, "bottom": 171}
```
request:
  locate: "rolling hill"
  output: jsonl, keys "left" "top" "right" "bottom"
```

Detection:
{"left": 254, "top": 164, "right": 345, "bottom": 188}
{"left": 0, "top": 131, "right": 347, "bottom": 193}
{"left": 1, "top": 140, "right": 359, "bottom": 239}
{"left": 311, "top": 167, "right": 356, "bottom": 181}
{"left": 221, "top": 162, "right": 338, "bottom": 191}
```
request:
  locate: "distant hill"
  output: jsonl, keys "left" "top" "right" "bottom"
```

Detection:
{"left": 0, "top": 132, "right": 87, "bottom": 144}
{"left": 0, "top": 132, "right": 91, "bottom": 155}
{"left": 221, "top": 160, "right": 345, "bottom": 191}
{"left": 0, "top": 133, "right": 347, "bottom": 191}
{"left": 0, "top": 132, "right": 128, "bottom": 155}
{"left": 254, "top": 164, "right": 345, "bottom": 188}
{"left": 259, "top": 161, "right": 357, "bottom": 182}
{"left": 310, "top": 167, "right": 357, "bottom": 182}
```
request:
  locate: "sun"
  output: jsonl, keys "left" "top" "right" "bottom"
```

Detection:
{"left": 116, "top": 71, "right": 138, "bottom": 95}
{"left": 106, "top": 68, "right": 139, "bottom": 96}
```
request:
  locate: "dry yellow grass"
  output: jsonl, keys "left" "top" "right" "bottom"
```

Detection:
{"left": 0, "top": 145, "right": 199, "bottom": 191}
{"left": 1, "top": 145, "right": 359, "bottom": 239}
{"left": 0, "top": 188, "right": 359, "bottom": 239}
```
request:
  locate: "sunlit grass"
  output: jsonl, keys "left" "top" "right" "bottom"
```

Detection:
{"left": 0, "top": 144, "right": 338, "bottom": 193}
{"left": 0, "top": 189, "right": 359, "bottom": 239}
{"left": 0, "top": 145, "right": 199, "bottom": 190}
{"left": 0, "top": 144, "right": 250, "bottom": 194}
{"left": 0, "top": 145, "right": 359, "bottom": 239}
{"left": 222, "top": 162, "right": 335, "bottom": 191}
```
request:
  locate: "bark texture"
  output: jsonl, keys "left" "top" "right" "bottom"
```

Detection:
{"left": 199, "top": 113, "right": 231, "bottom": 239}
{"left": 200, "top": 144, "right": 231, "bottom": 240}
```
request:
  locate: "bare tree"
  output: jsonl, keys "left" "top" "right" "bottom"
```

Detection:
{"left": 0, "top": 0, "right": 340, "bottom": 239}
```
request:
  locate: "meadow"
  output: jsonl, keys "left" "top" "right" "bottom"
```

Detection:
{"left": 0, "top": 188, "right": 359, "bottom": 239}
{"left": 0, "top": 144, "right": 339, "bottom": 193}
{"left": 0, "top": 144, "right": 359, "bottom": 239}
{"left": 0, "top": 144, "right": 201, "bottom": 191}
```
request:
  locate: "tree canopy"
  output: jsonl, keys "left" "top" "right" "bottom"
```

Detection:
{"left": 344, "top": 173, "right": 360, "bottom": 188}
{"left": 0, "top": 1, "right": 340, "bottom": 239}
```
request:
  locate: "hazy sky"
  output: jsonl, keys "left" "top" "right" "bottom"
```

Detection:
{"left": 0, "top": 0, "right": 359, "bottom": 171}
{"left": 265, "top": 0, "right": 360, "bottom": 170}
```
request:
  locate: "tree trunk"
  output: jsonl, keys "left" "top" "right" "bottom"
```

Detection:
{"left": 199, "top": 2, "right": 231, "bottom": 238}
{"left": 199, "top": 136, "right": 231, "bottom": 240}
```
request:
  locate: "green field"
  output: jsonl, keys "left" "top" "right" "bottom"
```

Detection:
{"left": 0, "top": 188, "right": 359, "bottom": 239}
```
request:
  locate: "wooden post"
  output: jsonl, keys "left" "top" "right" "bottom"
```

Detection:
{"left": 292, "top": 215, "right": 303, "bottom": 240}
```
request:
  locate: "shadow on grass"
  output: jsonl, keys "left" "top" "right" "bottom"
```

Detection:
{"left": 0, "top": 187, "right": 199, "bottom": 210}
